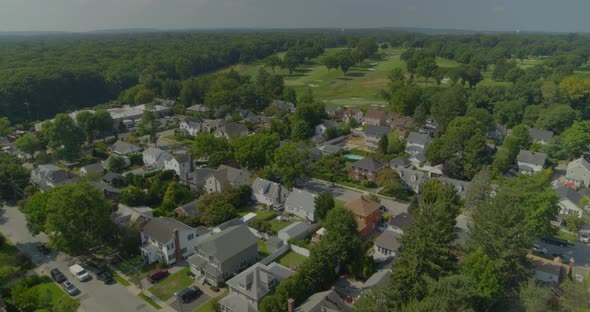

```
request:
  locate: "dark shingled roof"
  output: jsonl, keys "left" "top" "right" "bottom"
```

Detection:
{"left": 374, "top": 229, "right": 402, "bottom": 251}
{"left": 142, "top": 217, "right": 194, "bottom": 243}
{"left": 351, "top": 157, "right": 384, "bottom": 172}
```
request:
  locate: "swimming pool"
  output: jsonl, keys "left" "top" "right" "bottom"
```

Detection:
{"left": 344, "top": 154, "right": 365, "bottom": 160}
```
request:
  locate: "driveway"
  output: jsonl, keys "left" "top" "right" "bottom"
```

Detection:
{"left": 168, "top": 293, "right": 210, "bottom": 312}
{"left": 303, "top": 179, "right": 409, "bottom": 215}
{"left": 0, "top": 205, "right": 157, "bottom": 312}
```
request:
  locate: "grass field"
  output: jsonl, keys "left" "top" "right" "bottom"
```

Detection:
{"left": 193, "top": 290, "right": 229, "bottom": 312}
{"left": 30, "top": 278, "right": 80, "bottom": 308}
{"left": 148, "top": 267, "right": 194, "bottom": 301}
{"left": 139, "top": 292, "right": 162, "bottom": 310}
{"left": 113, "top": 272, "right": 130, "bottom": 286}
{"left": 275, "top": 251, "right": 307, "bottom": 269}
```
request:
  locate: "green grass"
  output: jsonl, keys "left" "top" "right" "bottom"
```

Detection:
{"left": 269, "top": 219, "right": 294, "bottom": 232}
{"left": 139, "top": 292, "right": 162, "bottom": 310}
{"left": 113, "top": 255, "right": 144, "bottom": 274}
{"left": 31, "top": 279, "right": 80, "bottom": 308}
{"left": 126, "top": 262, "right": 159, "bottom": 285}
{"left": 258, "top": 239, "right": 270, "bottom": 257}
{"left": 275, "top": 251, "right": 307, "bottom": 269}
{"left": 148, "top": 267, "right": 194, "bottom": 302}
{"left": 335, "top": 199, "right": 346, "bottom": 210}
{"left": 113, "top": 272, "right": 130, "bottom": 286}
{"left": 193, "top": 290, "right": 229, "bottom": 312}
{"left": 556, "top": 231, "right": 577, "bottom": 242}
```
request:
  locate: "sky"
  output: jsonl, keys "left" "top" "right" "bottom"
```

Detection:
{"left": 0, "top": 0, "right": 589, "bottom": 33}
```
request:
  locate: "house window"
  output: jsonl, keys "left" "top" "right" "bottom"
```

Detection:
{"left": 188, "top": 233, "right": 194, "bottom": 241}
{"left": 168, "top": 243, "right": 174, "bottom": 250}
{"left": 181, "top": 247, "right": 187, "bottom": 254}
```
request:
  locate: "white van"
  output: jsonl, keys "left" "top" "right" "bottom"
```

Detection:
{"left": 69, "top": 264, "right": 91, "bottom": 281}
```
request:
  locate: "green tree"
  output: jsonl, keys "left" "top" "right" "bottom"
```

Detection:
{"left": 93, "top": 109, "right": 113, "bottom": 139}
{"left": 314, "top": 191, "right": 335, "bottom": 221}
{"left": 272, "top": 143, "right": 310, "bottom": 189}
{"left": 425, "top": 117, "right": 489, "bottom": 180}
{"left": 377, "top": 134, "right": 388, "bottom": 155}
{"left": 462, "top": 247, "right": 503, "bottom": 306}
{"left": 198, "top": 194, "right": 237, "bottom": 227}
{"left": 24, "top": 183, "right": 114, "bottom": 255}
{"left": 535, "top": 104, "right": 576, "bottom": 133}
{"left": 416, "top": 57, "right": 438, "bottom": 85}
{"left": 321, "top": 54, "right": 340, "bottom": 80}
{"left": 137, "top": 109, "right": 158, "bottom": 143}
{"left": 76, "top": 110, "right": 96, "bottom": 144}
{"left": 337, "top": 50, "right": 355, "bottom": 75}
{"left": 42, "top": 114, "right": 84, "bottom": 160}
{"left": 233, "top": 133, "right": 280, "bottom": 169}
{"left": 0, "top": 153, "right": 31, "bottom": 200}
{"left": 462, "top": 66, "right": 484, "bottom": 88}
{"left": 192, "top": 133, "right": 232, "bottom": 166}
{"left": 519, "top": 279, "right": 552, "bottom": 312}
{"left": 120, "top": 186, "right": 146, "bottom": 206}
{"left": 402, "top": 275, "right": 480, "bottom": 312}
{"left": 312, "top": 154, "right": 347, "bottom": 182}
{"left": 377, "top": 168, "right": 408, "bottom": 199}
{"left": 430, "top": 85, "right": 467, "bottom": 133}
{"left": 561, "top": 120, "right": 590, "bottom": 159}
{"left": 559, "top": 280, "right": 590, "bottom": 311}
{"left": 323, "top": 206, "right": 362, "bottom": 265}
{"left": 161, "top": 181, "right": 193, "bottom": 211}
{"left": 14, "top": 133, "right": 41, "bottom": 158}
{"left": 108, "top": 155, "right": 127, "bottom": 173}
{"left": 464, "top": 167, "right": 492, "bottom": 212}
{"left": 0, "top": 116, "right": 11, "bottom": 137}
{"left": 264, "top": 55, "right": 282, "bottom": 74}
{"left": 564, "top": 214, "right": 586, "bottom": 232}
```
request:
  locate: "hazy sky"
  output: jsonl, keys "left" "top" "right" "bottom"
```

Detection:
{"left": 1, "top": 0, "right": 589, "bottom": 33}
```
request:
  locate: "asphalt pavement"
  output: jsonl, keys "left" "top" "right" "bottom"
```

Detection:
{"left": 0, "top": 205, "right": 156, "bottom": 312}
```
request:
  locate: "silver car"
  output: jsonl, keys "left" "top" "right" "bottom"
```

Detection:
{"left": 61, "top": 281, "right": 80, "bottom": 296}
{"left": 532, "top": 244, "right": 548, "bottom": 255}
{"left": 579, "top": 231, "right": 589, "bottom": 243}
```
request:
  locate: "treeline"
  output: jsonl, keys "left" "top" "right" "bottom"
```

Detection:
{"left": 0, "top": 32, "right": 347, "bottom": 124}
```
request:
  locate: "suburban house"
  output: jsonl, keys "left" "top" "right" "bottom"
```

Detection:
{"left": 174, "top": 199, "right": 200, "bottom": 218}
{"left": 88, "top": 181, "right": 121, "bottom": 201}
{"left": 554, "top": 183, "right": 587, "bottom": 217}
{"left": 529, "top": 128, "right": 554, "bottom": 145}
{"left": 565, "top": 157, "right": 590, "bottom": 188}
{"left": 517, "top": 150, "right": 546, "bottom": 174}
{"left": 164, "top": 153, "right": 192, "bottom": 177}
{"left": 251, "top": 178, "right": 289, "bottom": 207}
{"left": 295, "top": 289, "right": 351, "bottom": 312}
{"left": 284, "top": 188, "right": 318, "bottom": 222}
{"left": 278, "top": 221, "right": 312, "bottom": 242}
{"left": 140, "top": 217, "right": 200, "bottom": 265}
{"left": 527, "top": 254, "right": 564, "bottom": 286}
{"left": 315, "top": 120, "right": 340, "bottom": 136}
{"left": 364, "top": 109, "right": 387, "bottom": 126}
{"left": 219, "top": 262, "right": 295, "bottom": 312}
{"left": 205, "top": 165, "right": 252, "bottom": 194}
{"left": 186, "top": 104, "right": 211, "bottom": 113}
{"left": 374, "top": 229, "right": 402, "bottom": 258}
{"left": 362, "top": 269, "right": 392, "bottom": 293}
{"left": 397, "top": 167, "right": 429, "bottom": 193}
{"left": 405, "top": 132, "right": 432, "bottom": 165}
{"left": 268, "top": 100, "right": 296, "bottom": 114}
{"left": 30, "top": 164, "right": 78, "bottom": 191}
{"left": 187, "top": 225, "right": 258, "bottom": 286}
{"left": 316, "top": 144, "right": 345, "bottom": 156}
{"left": 436, "top": 177, "right": 470, "bottom": 198}
{"left": 325, "top": 106, "right": 343, "bottom": 119}
{"left": 102, "top": 171, "right": 126, "bottom": 186}
{"left": 214, "top": 122, "right": 249, "bottom": 140}
{"left": 114, "top": 204, "right": 153, "bottom": 227}
{"left": 109, "top": 140, "right": 142, "bottom": 156}
{"left": 179, "top": 119, "right": 206, "bottom": 136}
{"left": 387, "top": 113, "right": 414, "bottom": 132}
{"left": 234, "top": 110, "right": 259, "bottom": 124}
{"left": 102, "top": 155, "right": 131, "bottom": 171}
{"left": 345, "top": 196, "right": 383, "bottom": 237}
{"left": 143, "top": 147, "right": 169, "bottom": 169}
{"left": 79, "top": 163, "right": 104, "bottom": 176}
{"left": 185, "top": 168, "right": 216, "bottom": 191}
{"left": 343, "top": 108, "right": 363, "bottom": 125}
{"left": 387, "top": 212, "right": 412, "bottom": 234}
{"left": 348, "top": 157, "right": 385, "bottom": 183}
{"left": 390, "top": 156, "right": 412, "bottom": 170}
{"left": 364, "top": 125, "right": 392, "bottom": 150}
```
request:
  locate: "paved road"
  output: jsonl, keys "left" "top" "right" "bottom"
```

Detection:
{"left": 0, "top": 205, "right": 156, "bottom": 312}
{"left": 535, "top": 239, "right": 590, "bottom": 268}
{"left": 303, "top": 179, "right": 409, "bottom": 216}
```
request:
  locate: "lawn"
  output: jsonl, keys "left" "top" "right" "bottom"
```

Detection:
{"left": 269, "top": 219, "right": 294, "bottom": 232}
{"left": 113, "top": 254, "right": 144, "bottom": 274}
{"left": 258, "top": 239, "right": 271, "bottom": 257}
{"left": 113, "top": 272, "right": 130, "bottom": 286}
{"left": 31, "top": 279, "right": 80, "bottom": 308}
{"left": 194, "top": 290, "right": 229, "bottom": 312}
{"left": 275, "top": 251, "right": 308, "bottom": 269}
{"left": 148, "top": 267, "right": 195, "bottom": 301}
{"left": 139, "top": 292, "right": 162, "bottom": 310}
{"left": 126, "top": 262, "right": 159, "bottom": 285}
{"left": 335, "top": 199, "right": 346, "bottom": 210}
{"left": 556, "top": 230, "right": 577, "bottom": 242}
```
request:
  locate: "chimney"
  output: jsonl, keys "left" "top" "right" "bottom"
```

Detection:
{"left": 287, "top": 298, "right": 295, "bottom": 312}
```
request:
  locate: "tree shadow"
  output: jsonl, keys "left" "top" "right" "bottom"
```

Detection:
{"left": 336, "top": 77, "right": 353, "bottom": 81}
{"left": 346, "top": 72, "right": 366, "bottom": 78}
{"left": 294, "top": 68, "right": 313, "bottom": 74}
{"left": 15, "top": 241, "right": 60, "bottom": 266}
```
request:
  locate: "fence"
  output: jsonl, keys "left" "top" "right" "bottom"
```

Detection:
{"left": 290, "top": 244, "right": 310, "bottom": 257}
{"left": 259, "top": 244, "right": 290, "bottom": 265}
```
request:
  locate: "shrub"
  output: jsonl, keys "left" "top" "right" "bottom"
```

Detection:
{"left": 210, "top": 285, "right": 220, "bottom": 292}
{"left": 13, "top": 251, "right": 33, "bottom": 270}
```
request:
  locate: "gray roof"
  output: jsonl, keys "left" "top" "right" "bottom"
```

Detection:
{"left": 225, "top": 262, "right": 294, "bottom": 301}
{"left": 114, "top": 204, "right": 153, "bottom": 225}
{"left": 278, "top": 221, "right": 311, "bottom": 238}
{"left": 218, "top": 294, "right": 257, "bottom": 312}
{"left": 517, "top": 150, "right": 547, "bottom": 167}
{"left": 210, "top": 165, "right": 252, "bottom": 188}
{"left": 186, "top": 168, "right": 216, "bottom": 189}
{"left": 142, "top": 217, "right": 194, "bottom": 243}
{"left": 320, "top": 119, "right": 339, "bottom": 129}
{"left": 195, "top": 225, "right": 257, "bottom": 262}
{"left": 390, "top": 156, "right": 411, "bottom": 169}
{"left": 364, "top": 125, "right": 392, "bottom": 138}
{"left": 80, "top": 163, "right": 104, "bottom": 175}
{"left": 529, "top": 128, "right": 554, "bottom": 142}
{"left": 407, "top": 132, "right": 431, "bottom": 146}
{"left": 374, "top": 229, "right": 402, "bottom": 251}
{"left": 295, "top": 289, "right": 351, "bottom": 312}
{"left": 143, "top": 147, "right": 166, "bottom": 159}
{"left": 317, "top": 144, "right": 344, "bottom": 155}
{"left": 109, "top": 140, "right": 142, "bottom": 155}
{"left": 88, "top": 181, "right": 120, "bottom": 194}
{"left": 186, "top": 104, "right": 210, "bottom": 112}
{"left": 102, "top": 171, "right": 125, "bottom": 183}
{"left": 436, "top": 177, "right": 470, "bottom": 198}
{"left": 176, "top": 199, "right": 200, "bottom": 218}
{"left": 555, "top": 184, "right": 583, "bottom": 206}
{"left": 195, "top": 226, "right": 211, "bottom": 236}
{"left": 397, "top": 167, "right": 429, "bottom": 190}
{"left": 30, "top": 164, "right": 78, "bottom": 190}
{"left": 215, "top": 218, "right": 244, "bottom": 232}
{"left": 363, "top": 269, "right": 392, "bottom": 290}
{"left": 217, "top": 122, "right": 248, "bottom": 138}
{"left": 252, "top": 178, "right": 285, "bottom": 200}
{"left": 285, "top": 188, "right": 317, "bottom": 214}
{"left": 389, "top": 212, "right": 412, "bottom": 230}
{"left": 351, "top": 157, "right": 384, "bottom": 172}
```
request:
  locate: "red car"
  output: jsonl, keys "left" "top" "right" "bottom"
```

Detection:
{"left": 147, "top": 269, "right": 169, "bottom": 284}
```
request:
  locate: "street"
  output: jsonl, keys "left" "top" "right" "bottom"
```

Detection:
{"left": 0, "top": 205, "right": 156, "bottom": 312}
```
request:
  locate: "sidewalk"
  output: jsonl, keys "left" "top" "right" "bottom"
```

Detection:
{"left": 111, "top": 266, "right": 174, "bottom": 312}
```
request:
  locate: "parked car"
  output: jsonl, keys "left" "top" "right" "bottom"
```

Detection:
{"left": 36, "top": 244, "right": 52, "bottom": 255}
{"left": 579, "top": 231, "right": 589, "bottom": 243}
{"left": 69, "top": 264, "right": 91, "bottom": 282}
{"left": 541, "top": 237, "right": 569, "bottom": 247}
{"left": 61, "top": 281, "right": 80, "bottom": 296}
{"left": 532, "top": 244, "right": 548, "bottom": 255}
{"left": 97, "top": 271, "right": 115, "bottom": 285}
{"left": 50, "top": 268, "right": 66, "bottom": 283}
{"left": 177, "top": 286, "right": 202, "bottom": 303}
{"left": 147, "top": 269, "right": 169, "bottom": 284}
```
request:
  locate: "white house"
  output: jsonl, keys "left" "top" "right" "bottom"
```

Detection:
{"left": 143, "top": 147, "right": 169, "bottom": 169}
{"left": 140, "top": 217, "right": 202, "bottom": 265}
{"left": 374, "top": 229, "right": 402, "bottom": 258}
{"left": 517, "top": 150, "right": 546, "bottom": 174}
{"left": 164, "top": 153, "right": 192, "bottom": 177}
{"left": 284, "top": 188, "right": 317, "bottom": 222}
{"left": 179, "top": 120, "right": 205, "bottom": 136}
{"left": 315, "top": 120, "right": 340, "bottom": 136}
{"left": 251, "top": 178, "right": 289, "bottom": 207}
{"left": 554, "top": 183, "right": 587, "bottom": 217}
{"left": 565, "top": 157, "right": 590, "bottom": 188}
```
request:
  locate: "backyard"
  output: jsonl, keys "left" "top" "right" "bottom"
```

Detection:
{"left": 275, "top": 251, "right": 308, "bottom": 270}
{"left": 29, "top": 277, "right": 80, "bottom": 309}
{"left": 148, "top": 267, "right": 195, "bottom": 301}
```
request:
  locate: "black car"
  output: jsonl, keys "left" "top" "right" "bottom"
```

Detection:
{"left": 97, "top": 271, "right": 115, "bottom": 285}
{"left": 177, "top": 286, "right": 202, "bottom": 303}
{"left": 50, "top": 268, "right": 66, "bottom": 283}
{"left": 37, "top": 244, "right": 52, "bottom": 255}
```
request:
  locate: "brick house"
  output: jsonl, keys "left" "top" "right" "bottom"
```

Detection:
{"left": 364, "top": 110, "right": 387, "bottom": 126}
{"left": 348, "top": 157, "right": 385, "bottom": 183}
{"left": 345, "top": 196, "right": 383, "bottom": 237}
